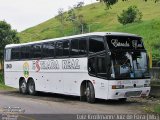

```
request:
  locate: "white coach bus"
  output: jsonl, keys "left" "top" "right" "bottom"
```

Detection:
{"left": 4, "top": 32, "right": 151, "bottom": 103}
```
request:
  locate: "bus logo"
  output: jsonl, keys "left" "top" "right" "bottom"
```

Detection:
{"left": 23, "top": 62, "right": 29, "bottom": 78}
{"left": 132, "top": 40, "right": 143, "bottom": 49}
{"left": 111, "top": 39, "right": 129, "bottom": 47}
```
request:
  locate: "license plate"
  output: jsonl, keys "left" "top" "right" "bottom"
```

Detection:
{"left": 125, "top": 91, "right": 142, "bottom": 97}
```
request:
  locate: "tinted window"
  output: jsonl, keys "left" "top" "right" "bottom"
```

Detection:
{"left": 89, "top": 37, "right": 105, "bottom": 54}
{"left": 88, "top": 57, "right": 96, "bottom": 75}
{"left": 21, "top": 46, "right": 30, "bottom": 59}
{"left": 43, "top": 42, "right": 55, "bottom": 58}
{"left": 63, "top": 40, "right": 70, "bottom": 56}
{"left": 32, "top": 44, "right": 42, "bottom": 58}
{"left": 97, "top": 56, "right": 107, "bottom": 78}
{"left": 79, "top": 38, "right": 87, "bottom": 56}
{"left": 11, "top": 47, "right": 20, "bottom": 60}
{"left": 55, "top": 41, "right": 63, "bottom": 57}
{"left": 70, "top": 39, "right": 79, "bottom": 56}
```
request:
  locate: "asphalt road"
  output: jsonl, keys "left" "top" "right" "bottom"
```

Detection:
{"left": 0, "top": 90, "right": 144, "bottom": 120}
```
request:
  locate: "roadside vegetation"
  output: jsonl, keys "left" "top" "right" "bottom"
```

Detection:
{"left": 0, "top": 71, "right": 4, "bottom": 84}
{"left": 19, "top": 0, "right": 160, "bottom": 62}
{"left": 0, "top": 71, "right": 6, "bottom": 89}
{"left": 154, "top": 105, "right": 160, "bottom": 113}
{"left": 144, "top": 102, "right": 160, "bottom": 114}
{"left": 0, "top": 71, "right": 14, "bottom": 90}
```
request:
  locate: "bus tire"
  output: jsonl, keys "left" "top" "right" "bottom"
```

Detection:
{"left": 27, "top": 79, "right": 36, "bottom": 95}
{"left": 119, "top": 98, "right": 127, "bottom": 103}
{"left": 80, "top": 95, "right": 86, "bottom": 102}
{"left": 19, "top": 80, "right": 27, "bottom": 94}
{"left": 86, "top": 82, "right": 95, "bottom": 103}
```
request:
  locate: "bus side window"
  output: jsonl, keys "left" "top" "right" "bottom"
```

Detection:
{"left": 70, "top": 39, "right": 79, "bottom": 57}
{"left": 89, "top": 37, "right": 105, "bottom": 54}
{"left": 43, "top": 42, "right": 55, "bottom": 58}
{"left": 55, "top": 41, "right": 63, "bottom": 57}
{"left": 32, "top": 44, "right": 42, "bottom": 58}
{"left": 11, "top": 47, "right": 20, "bottom": 60}
{"left": 21, "top": 46, "right": 26, "bottom": 59}
{"left": 21, "top": 46, "right": 30, "bottom": 59}
{"left": 63, "top": 40, "right": 70, "bottom": 57}
{"left": 88, "top": 57, "right": 96, "bottom": 76}
{"left": 26, "top": 46, "right": 31, "bottom": 59}
{"left": 79, "top": 37, "right": 87, "bottom": 56}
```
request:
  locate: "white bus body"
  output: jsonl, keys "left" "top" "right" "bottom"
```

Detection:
{"left": 4, "top": 32, "right": 151, "bottom": 103}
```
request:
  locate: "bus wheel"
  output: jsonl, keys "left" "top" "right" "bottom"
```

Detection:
{"left": 19, "top": 80, "right": 27, "bottom": 94}
{"left": 28, "top": 79, "right": 36, "bottom": 95}
{"left": 85, "top": 82, "right": 95, "bottom": 103}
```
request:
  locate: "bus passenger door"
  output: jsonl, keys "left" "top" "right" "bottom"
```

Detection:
{"left": 88, "top": 53, "right": 110, "bottom": 99}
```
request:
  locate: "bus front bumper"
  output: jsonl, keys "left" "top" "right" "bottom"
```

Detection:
{"left": 108, "top": 87, "right": 150, "bottom": 100}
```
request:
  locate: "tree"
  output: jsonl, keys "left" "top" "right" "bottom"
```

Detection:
{"left": 97, "top": 0, "right": 159, "bottom": 9}
{"left": 56, "top": 8, "right": 66, "bottom": 36}
{"left": 66, "top": 7, "right": 78, "bottom": 34}
{"left": 0, "top": 20, "right": 19, "bottom": 68}
{"left": 77, "top": 14, "right": 88, "bottom": 33}
{"left": 74, "top": 1, "right": 84, "bottom": 9}
{"left": 103, "top": 0, "right": 118, "bottom": 9}
{"left": 97, "top": 0, "right": 118, "bottom": 9}
{"left": 67, "top": 7, "right": 77, "bottom": 22}
{"left": 144, "top": 0, "right": 160, "bottom": 3}
{"left": 118, "top": 6, "right": 142, "bottom": 25}
{"left": 66, "top": 7, "right": 88, "bottom": 34}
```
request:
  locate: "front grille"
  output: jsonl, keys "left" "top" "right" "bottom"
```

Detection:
{"left": 125, "top": 91, "right": 142, "bottom": 97}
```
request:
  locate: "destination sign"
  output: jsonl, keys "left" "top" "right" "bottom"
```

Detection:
{"left": 107, "top": 36, "right": 144, "bottom": 50}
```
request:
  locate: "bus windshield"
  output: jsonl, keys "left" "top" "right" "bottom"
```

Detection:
{"left": 111, "top": 51, "right": 150, "bottom": 79}
{"left": 106, "top": 35, "right": 149, "bottom": 79}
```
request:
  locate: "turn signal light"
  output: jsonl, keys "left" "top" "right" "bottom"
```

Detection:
{"left": 112, "top": 85, "right": 124, "bottom": 89}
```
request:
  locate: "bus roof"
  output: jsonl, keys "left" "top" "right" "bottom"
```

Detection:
{"left": 5, "top": 32, "right": 139, "bottom": 48}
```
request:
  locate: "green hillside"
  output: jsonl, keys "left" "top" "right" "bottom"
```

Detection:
{"left": 19, "top": 0, "right": 160, "bottom": 61}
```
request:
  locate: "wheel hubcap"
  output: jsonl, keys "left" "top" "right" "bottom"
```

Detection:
{"left": 21, "top": 82, "right": 26, "bottom": 93}
{"left": 85, "top": 87, "right": 90, "bottom": 97}
{"left": 29, "top": 83, "right": 34, "bottom": 93}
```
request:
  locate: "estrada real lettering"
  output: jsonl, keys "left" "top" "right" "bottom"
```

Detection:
{"left": 111, "top": 39, "right": 130, "bottom": 47}
{"left": 32, "top": 59, "right": 80, "bottom": 72}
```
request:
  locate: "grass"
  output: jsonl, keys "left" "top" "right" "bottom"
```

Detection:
{"left": 0, "top": 84, "right": 13, "bottom": 90}
{"left": 0, "top": 71, "right": 4, "bottom": 84}
{"left": 144, "top": 103, "right": 160, "bottom": 114}
{"left": 151, "top": 80, "right": 160, "bottom": 86}
{"left": 154, "top": 105, "right": 160, "bottom": 113}
{"left": 19, "top": 0, "right": 160, "bottom": 61}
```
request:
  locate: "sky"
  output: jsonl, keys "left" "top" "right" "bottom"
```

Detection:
{"left": 0, "top": 0, "right": 97, "bottom": 32}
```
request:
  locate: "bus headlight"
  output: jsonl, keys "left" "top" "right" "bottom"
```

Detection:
{"left": 112, "top": 85, "right": 124, "bottom": 89}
